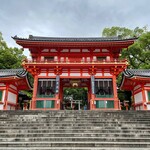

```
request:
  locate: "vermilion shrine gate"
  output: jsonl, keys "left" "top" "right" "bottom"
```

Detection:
{"left": 120, "top": 69, "right": 150, "bottom": 110}
{"left": 0, "top": 69, "right": 32, "bottom": 110}
{"left": 13, "top": 35, "right": 135, "bottom": 110}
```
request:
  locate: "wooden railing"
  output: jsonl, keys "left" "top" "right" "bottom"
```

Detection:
{"left": 23, "top": 58, "right": 127, "bottom": 64}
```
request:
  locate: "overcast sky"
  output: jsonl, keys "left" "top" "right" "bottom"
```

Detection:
{"left": 0, "top": 0, "right": 150, "bottom": 56}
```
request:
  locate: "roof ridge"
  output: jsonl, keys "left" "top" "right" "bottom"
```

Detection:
{"left": 12, "top": 35, "right": 138, "bottom": 42}
{"left": 0, "top": 68, "right": 26, "bottom": 78}
{"left": 123, "top": 69, "right": 150, "bottom": 78}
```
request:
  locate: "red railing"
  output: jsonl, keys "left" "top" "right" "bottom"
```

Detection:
{"left": 23, "top": 58, "right": 127, "bottom": 64}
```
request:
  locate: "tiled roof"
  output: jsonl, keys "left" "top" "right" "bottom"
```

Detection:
{"left": 123, "top": 69, "right": 150, "bottom": 78}
{"left": 12, "top": 35, "right": 137, "bottom": 42}
{"left": 0, "top": 68, "right": 27, "bottom": 78}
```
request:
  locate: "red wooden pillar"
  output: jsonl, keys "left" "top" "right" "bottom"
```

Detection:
{"left": 90, "top": 75, "right": 95, "bottom": 110}
{"left": 55, "top": 75, "right": 61, "bottom": 110}
{"left": 31, "top": 75, "right": 38, "bottom": 110}
{"left": 3, "top": 83, "right": 9, "bottom": 110}
{"left": 87, "top": 86, "right": 91, "bottom": 110}
{"left": 90, "top": 94, "right": 95, "bottom": 110}
{"left": 55, "top": 94, "right": 60, "bottom": 110}
{"left": 132, "top": 91, "right": 136, "bottom": 110}
{"left": 112, "top": 75, "right": 119, "bottom": 110}
{"left": 141, "top": 84, "right": 147, "bottom": 110}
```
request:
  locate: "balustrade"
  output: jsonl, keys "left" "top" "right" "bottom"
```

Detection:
{"left": 24, "top": 58, "right": 127, "bottom": 64}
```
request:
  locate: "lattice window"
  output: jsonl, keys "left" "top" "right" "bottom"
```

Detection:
{"left": 96, "top": 100, "right": 114, "bottom": 108}
{"left": 148, "top": 91, "right": 150, "bottom": 102}
{"left": 95, "top": 79, "right": 113, "bottom": 98}
{"left": 0, "top": 91, "right": 2, "bottom": 101}
{"left": 36, "top": 100, "right": 55, "bottom": 108}
{"left": 37, "top": 79, "right": 56, "bottom": 98}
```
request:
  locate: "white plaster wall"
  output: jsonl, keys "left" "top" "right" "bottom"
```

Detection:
{"left": 7, "top": 105, "right": 11, "bottom": 110}
{"left": 147, "top": 105, "right": 150, "bottom": 110}
{"left": 139, "top": 105, "right": 143, "bottom": 110}
{"left": 145, "top": 83, "right": 150, "bottom": 86}
{"left": 82, "top": 73, "right": 90, "bottom": 77}
{"left": 104, "top": 73, "right": 112, "bottom": 76}
{"left": 10, "top": 106, "right": 15, "bottom": 110}
{"left": 42, "top": 49, "right": 49, "bottom": 52}
{"left": 61, "top": 73, "right": 68, "bottom": 76}
{"left": 102, "top": 49, "right": 109, "bottom": 52}
{"left": 61, "top": 49, "right": 69, "bottom": 52}
{"left": 82, "top": 49, "right": 89, "bottom": 52}
{"left": 134, "top": 85, "right": 141, "bottom": 91}
{"left": 135, "top": 106, "right": 144, "bottom": 110}
{"left": 70, "top": 49, "right": 80, "bottom": 52}
{"left": 2, "top": 90, "right": 6, "bottom": 102}
{"left": 145, "top": 91, "right": 148, "bottom": 102}
{"left": 39, "top": 73, "right": 46, "bottom": 76}
{"left": 70, "top": 73, "right": 80, "bottom": 76}
{"left": 9, "top": 84, "right": 17, "bottom": 90}
{"left": 134, "top": 92, "right": 143, "bottom": 104}
{"left": 48, "top": 73, "right": 55, "bottom": 76}
{"left": 0, "top": 105, "right": 3, "bottom": 110}
{"left": 0, "top": 83, "right": 5, "bottom": 86}
{"left": 93, "top": 49, "right": 100, "bottom": 52}
{"left": 95, "top": 73, "right": 102, "bottom": 76}
{"left": 8, "top": 92, "right": 17, "bottom": 104}
{"left": 135, "top": 106, "right": 139, "bottom": 110}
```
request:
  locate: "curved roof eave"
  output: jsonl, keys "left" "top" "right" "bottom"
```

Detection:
{"left": 12, "top": 35, "right": 138, "bottom": 43}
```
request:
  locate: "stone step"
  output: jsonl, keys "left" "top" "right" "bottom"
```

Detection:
{"left": 0, "top": 126, "right": 150, "bottom": 131}
{"left": 1, "top": 118, "right": 150, "bottom": 121}
{"left": 0, "top": 111, "right": 150, "bottom": 117}
{"left": 0, "top": 147, "right": 150, "bottom": 150}
{"left": 1, "top": 122, "right": 150, "bottom": 126}
{"left": 1, "top": 114, "right": 150, "bottom": 117}
{"left": 4, "top": 119, "right": 149, "bottom": 123}
{"left": 1, "top": 129, "right": 150, "bottom": 134}
{"left": 0, "top": 137, "right": 150, "bottom": 142}
{"left": 2, "top": 116, "right": 149, "bottom": 119}
{"left": 0, "top": 110, "right": 150, "bottom": 149}
{"left": 1, "top": 117, "right": 150, "bottom": 121}
{"left": 0, "top": 119, "right": 144, "bottom": 122}
{"left": 0, "top": 141, "right": 150, "bottom": 148}
{"left": 1, "top": 132, "right": 150, "bottom": 138}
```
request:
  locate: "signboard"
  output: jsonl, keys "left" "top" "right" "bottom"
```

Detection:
{"left": 55, "top": 75, "right": 60, "bottom": 93}
{"left": 91, "top": 75, "right": 95, "bottom": 94}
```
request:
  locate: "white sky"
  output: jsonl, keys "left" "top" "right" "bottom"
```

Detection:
{"left": 0, "top": 0, "right": 150, "bottom": 57}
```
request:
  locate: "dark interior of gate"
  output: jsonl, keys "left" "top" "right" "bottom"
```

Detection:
{"left": 60, "top": 78, "right": 89, "bottom": 110}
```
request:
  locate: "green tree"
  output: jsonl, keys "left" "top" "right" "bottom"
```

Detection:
{"left": 0, "top": 32, "right": 26, "bottom": 69}
{"left": 63, "top": 87, "right": 88, "bottom": 108}
{"left": 102, "top": 26, "right": 147, "bottom": 38}
{"left": 102, "top": 26, "right": 150, "bottom": 69}
{"left": 121, "top": 32, "right": 150, "bottom": 69}
{"left": 102, "top": 26, "right": 150, "bottom": 107}
{"left": 0, "top": 32, "right": 33, "bottom": 98}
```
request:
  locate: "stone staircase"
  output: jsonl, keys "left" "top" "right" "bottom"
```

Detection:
{"left": 0, "top": 110, "right": 150, "bottom": 150}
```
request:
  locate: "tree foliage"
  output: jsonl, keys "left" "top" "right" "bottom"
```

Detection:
{"left": 102, "top": 26, "right": 147, "bottom": 38}
{"left": 0, "top": 32, "right": 26, "bottom": 69}
{"left": 102, "top": 26, "right": 150, "bottom": 69}
{"left": 121, "top": 32, "right": 150, "bottom": 69}
{"left": 64, "top": 88, "right": 87, "bottom": 100}
{"left": 102, "top": 26, "right": 150, "bottom": 106}
{"left": 63, "top": 88, "right": 88, "bottom": 106}
{"left": 0, "top": 32, "right": 32, "bottom": 98}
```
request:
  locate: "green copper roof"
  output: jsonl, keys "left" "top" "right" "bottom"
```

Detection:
{"left": 123, "top": 69, "right": 150, "bottom": 78}
{"left": 0, "top": 68, "right": 27, "bottom": 78}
